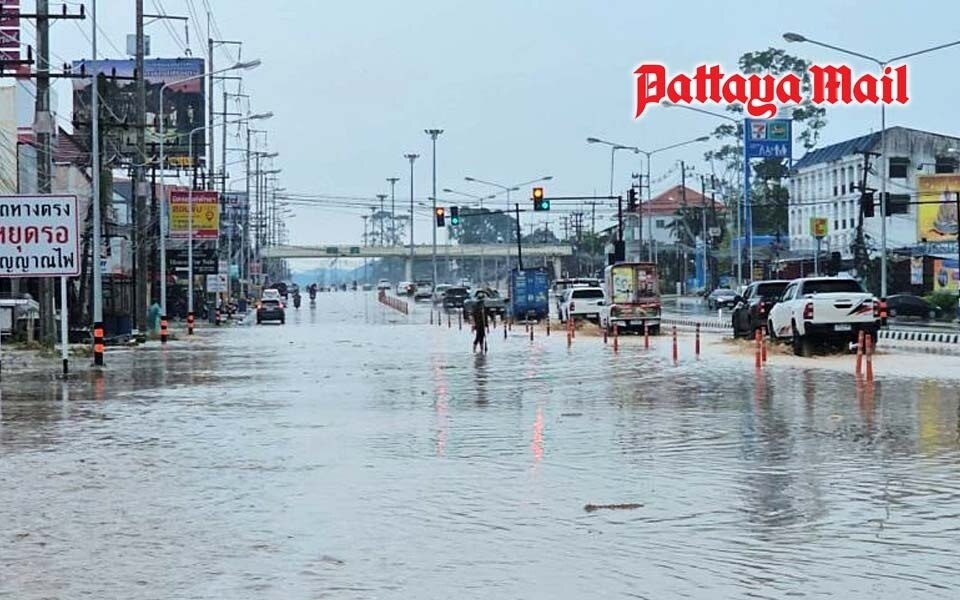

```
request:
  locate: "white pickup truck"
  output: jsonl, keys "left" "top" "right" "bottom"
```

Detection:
{"left": 767, "top": 277, "right": 880, "bottom": 356}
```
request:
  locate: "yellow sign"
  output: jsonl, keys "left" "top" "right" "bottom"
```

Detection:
{"left": 810, "top": 216, "right": 828, "bottom": 238}
{"left": 917, "top": 174, "right": 960, "bottom": 242}
{"left": 168, "top": 190, "right": 220, "bottom": 240}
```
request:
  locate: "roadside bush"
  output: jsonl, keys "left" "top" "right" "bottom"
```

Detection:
{"left": 924, "top": 291, "right": 957, "bottom": 317}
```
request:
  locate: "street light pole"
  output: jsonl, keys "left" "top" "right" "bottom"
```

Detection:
{"left": 386, "top": 177, "right": 399, "bottom": 245}
{"left": 783, "top": 32, "right": 960, "bottom": 296}
{"left": 404, "top": 154, "right": 419, "bottom": 281}
{"left": 425, "top": 129, "right": 443, "bottom": 284}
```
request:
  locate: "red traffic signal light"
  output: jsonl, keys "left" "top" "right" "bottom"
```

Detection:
{"left": 435, "top": 206, "right": 446, "bottom": 227}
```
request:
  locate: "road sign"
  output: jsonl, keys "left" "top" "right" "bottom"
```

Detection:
{"left": 206, "top": 273, "right": 227, "bottom": 293}
{"left": 708, "top": 226, "right": 721, "bottom": 238}
{"left": 0, "top": 195, "right": 80, "bottom": 277}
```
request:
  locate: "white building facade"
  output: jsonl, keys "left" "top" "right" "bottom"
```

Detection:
{"left": 789, "top": 127, "right": 960, "bottom": 259}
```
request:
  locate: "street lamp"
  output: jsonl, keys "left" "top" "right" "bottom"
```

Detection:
{"left": 464, "top": 175, "right": 552, "bottom": 273}
{"left": 783, "top": 32, "right": 960, "bottom": 297}
{"left": 158, "top": 58, "right": 261, "bottom": 331}
{"left": 586, "top": 137, "right": 640, "bottom": 196}
{"left": 425, "top": 129, "right": 444, "bottom": 284}
{"left": 183, "top": 112, "right": 272, "bottom": 332}
{"left": 404, "top": 154, "right": 419, "bottom": 281}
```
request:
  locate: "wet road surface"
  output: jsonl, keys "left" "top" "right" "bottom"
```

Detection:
{"left": 1, "top": 292, "right": 959, "bottom": 599}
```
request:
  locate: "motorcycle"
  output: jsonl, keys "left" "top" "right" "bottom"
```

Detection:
{"left": 293, "top": 293, "right": 301, "bottom": 309}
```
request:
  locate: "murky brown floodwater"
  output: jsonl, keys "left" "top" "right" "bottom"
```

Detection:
{"left": 1, "top": 292, "right": 959, "bottom": 599}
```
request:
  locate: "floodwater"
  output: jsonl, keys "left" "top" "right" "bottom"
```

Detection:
{"left": 1, "top": 293, "right": 959, "bottom": 599}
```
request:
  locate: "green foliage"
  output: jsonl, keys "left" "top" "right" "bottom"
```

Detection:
{"left": 448, "top": 208, "right": 517, "bottom": 245}
{"left": 924, "top": 291, "right": 957, "bottom": 315}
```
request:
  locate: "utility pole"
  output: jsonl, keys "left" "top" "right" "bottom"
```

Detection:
{"left": 386, "top": 177, "right": 399, "bottom": 245}
{"left": 376, "top": 193, "right": 387, "bottom": 245}
{"left": 90, "top": 0, "right": 103, "bottom": 364}
{"left": 515, "top": 203, "right": 523, "bottom": 270}
{"left": 404, "top": 154, "right": 418, "bottom": 281}
{"left": 35, "top": 0, "right": 55, "bottom": 346}
{"left": 207, "top": 32, "right": 214, "bottom": 184}
{"left": 425, "top": 129, "right": 443, "bottom": 285}
{"left": 133, "top": 0, "right": 148, "bottom": 333}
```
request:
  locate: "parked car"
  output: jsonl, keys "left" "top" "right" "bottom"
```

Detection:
{"left": 463, "top": 288, "right": 507, "bottom": 319}
{"left": 886, "top": 294, "right": 942, "bottom": 320}
{"left": 256, "top": 298, "right": 285, "bottom": 324}
{"left": 433, "top": 284, "right": 452, "bottom": 303}
{"left": 376, "top": 279, "right": 391, "bottom": 291}
{"left": 441, "top": 286, "right": 470, "bottom": 309}
{"left": 559, "top": 286, "right": 606, "bottom": 323}
{"left": 767, "top": 277, "right": 879, "bottom": 356}
{"left": 706, "top": 288, "right": 739, "bottom": 310}
{"left": 731, "top": 280, "right": 790, "bottom": 338}
{"left": 552, "top": 277, "right": 600, "bottom": 314}
{"left": 414, "top": 280, "right": 434, "bottom": 300}
{"left": 396, "top": 281, "right": 415, "bottom": 296}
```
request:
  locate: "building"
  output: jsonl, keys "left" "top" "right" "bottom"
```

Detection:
{"left": 789, "top": 126, "right": 960, "bottom": 261}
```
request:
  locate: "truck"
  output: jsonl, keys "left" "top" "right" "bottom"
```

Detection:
{"left": 509, "top": 268, "right": 549, "bottom": 321}
{"left": 767, "top": 276, "right": 880, "bottom": 356}
{"left": 598, "top": 262, "right": 661, "bottom": 335}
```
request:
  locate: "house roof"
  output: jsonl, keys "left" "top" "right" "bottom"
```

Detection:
{"left": 643, "top": 185, "right": 724, "bottom": 216}
{"left": 792, "top": 131, "right": 880, "bottom": 171}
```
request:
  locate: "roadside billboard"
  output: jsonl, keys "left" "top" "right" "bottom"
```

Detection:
{"left": 932, "top": 259, "right": 959, "bottom": 292}
{"left": 0, "top": 195, "right": 80, "bottom": 277}
{"left": 168, "top": 190, "right": 219, "bottom": 240}
{"left": 71, "top": 58, "right": 205, "bottom": 163}
{"left": 917, "top": 174, "right": 960, "bottom": 242}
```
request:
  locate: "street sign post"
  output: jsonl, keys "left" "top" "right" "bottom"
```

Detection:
{"left": 811, "top": 216, "right": 828, "bottom": 275}
{"left": 743, "top": 118, "right": 793, "bottom": 283}
{"left": 0, "top": 195, "right": 81, "bottom": 376}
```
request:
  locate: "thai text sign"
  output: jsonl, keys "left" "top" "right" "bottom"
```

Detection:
{"left": 745, "top": 118, "right": 792, "bottom": 159}
{"left": 169, "top": 190, "right": 220, "bottom": 240}
{"left": 0, "top": 195, "right": 80, "bottom": 277}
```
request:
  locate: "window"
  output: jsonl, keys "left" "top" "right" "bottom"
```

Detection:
{"left": 935, "top": 156, "right": 958, "bottom": 174}
{"left": 802, "top": 279, "right": 865, "bottom": 294}
{"left": 834, "top": 220, "right": 839, "bottom": 231}
{"left": 887, "top": 193, "right": 910, "bottom": 215}
{"left": 888, "top": 157, "right": 909, "bottom": 179}
{"left": 656, "top": 219, "right": 666, "bottom": 228}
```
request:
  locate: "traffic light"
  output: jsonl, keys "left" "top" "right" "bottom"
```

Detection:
{"left": 532, "top": 186, "right": 549, "bottom": 211}
{"left": 627, "top": 187, "right": 638, "bottom": 211}
{"left": 449, "top": 206, "right": 460, "bottom": 225}
{"left": 435, "top": 207, "right": 446, "bottom": 227}
{"left": 860, "top": 191, "right": 875, "bottom": 218}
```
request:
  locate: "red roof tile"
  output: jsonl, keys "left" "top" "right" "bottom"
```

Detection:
{"left": 643, "top": 185, "right": 725, "bottom": 216}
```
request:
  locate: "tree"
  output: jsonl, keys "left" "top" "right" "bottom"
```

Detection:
{"left": 448, "top": 208, "right": 517, "bottom": 245}
{"left": 704, "top": 48, "right": 829, "bottom": 238}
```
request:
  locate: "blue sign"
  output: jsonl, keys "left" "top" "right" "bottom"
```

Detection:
{"left": 744, "top": 118, "right": 792, "bottom": 159}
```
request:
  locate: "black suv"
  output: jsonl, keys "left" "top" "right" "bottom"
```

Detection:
{"left": 731, "top": 280, "right": 789, "bottom": 338}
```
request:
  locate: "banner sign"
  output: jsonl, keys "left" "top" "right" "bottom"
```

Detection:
{"left": 744, "top": 118, "right": 792, "bottom": 159}
{"left": 916, "top": 174, "right": 960, "bottom": 242}
{"left": 933, "top": 259, "right": 959, "bottom": 292}
{"left": 0, "top": 195, "right": 80, "bottom": 277}
{"left": 167, "top": 247, "right": 219, "bottom": 274}
{"left": 71, "top": 58, "right": 205, "bottom": 163}
{"left": 910, "top": 257, "right": 924, "bottom": 285}
{"left": 810, "top": 217, "right": 828, "bottom": 239}
{"left": 168, "top": 190, "right": 219, "bottom": 240}
{"left": 206, "top": 273, "right": 227, "bottom": 293}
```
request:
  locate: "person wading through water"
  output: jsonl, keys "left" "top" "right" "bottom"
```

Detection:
{"left": 472, "top": 295, "right": 487, "bottom": 353}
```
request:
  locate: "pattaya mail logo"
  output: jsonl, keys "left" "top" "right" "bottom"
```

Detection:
{"left": 633, "top": 64, "right": 908, "bottom": 118}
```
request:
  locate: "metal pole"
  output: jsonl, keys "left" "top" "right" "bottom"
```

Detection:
{"left": 515, "top": 203, "right": 523, "bottom": 270}
{"left": 188, "top": 135, "right": 195, "bottom": 330}
{"left": 404, "top": 154, "right": 418, "bottom": 280}
{"left": 505, "top": 188, "right": 511, "bottom": 274}
{"left": 426, "top": 129, "right": 443, "bottom": 285}
{"left": 609, "top": 146, "right": 616, "bottom": 197}
{"left": 879, "top": 104, "right": 887, "bottom": 296}
{"left": 377, "top": 193, "right": 386, "bottom": 245}
{"left": 134, "top": 0, "right": 148, "bottom": 334}
{"left": 387, "top": 177, "right": 399, "bottom": 245}
{"left": 645, "top": 153, "right": 651, "bottom": 260}
{"left": 243, "top": 127, "right": 251, "bottom": 297}
{"left": 159, "top": 87, "right": 167, "bottom": 321}
{"left": 90, "top": 0, "right": 104, "bottom": 363}
{"left": 207, "top": 35, "right": 215, "bottom": 184}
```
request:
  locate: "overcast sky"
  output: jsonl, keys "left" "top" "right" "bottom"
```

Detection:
{"left": 33, "top": 0, "right": 960, "bottom": 269}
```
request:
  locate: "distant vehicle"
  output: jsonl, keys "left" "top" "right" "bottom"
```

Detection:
{"left": 262, "top": 288, "right": 282, "bottom": 302}
{"left": 767, "top": 277, "right": 879, "bottom": 356}
{"left": 457, "top": 278, "right": 473, "bottom": 290}
{"left": 706, "top": 288, "right": 738, "bottom": 310}
{"left": 376, "top": 279, "right": 391, "bottom": 291}
{"left": 463, "top": 288, "right": 506, "bottom": 319}
{"left": 731, "top": 280, "right": 790, "bottom": 338}
{"left": 441, "top": 286, "right": 470, "bottom": 309}
{"left": 362, "top": 283, "right": 373, "bottom": 291}
{"left": 256, "top": 298, "right": 285, "bottom": 324}
{"left": 599, "top": 262, "right": 661, "bottom": 334}
{"left": 396, "top": 281, "right": 415, "bottom": 296}
{"left": 559, "top": 286, "right": 606, "bottom": 323}
{"left": 433, "top": 284, "right": 452, "bottom": 303}
{"left": 509, "top": 268, "right": 549, "bottom": 321}
{"left": 886, "top": 294, "right": 942, "bottom": 320}
{"left": 414, "top": 280, "right": 434, "bottom": 300}
{"left": 552, "top": 277, "right": 601, "bottom": 314}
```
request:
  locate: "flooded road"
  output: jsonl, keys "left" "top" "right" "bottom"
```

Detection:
{"left": 2, "top": 293, "right": 959, "bottom": 599}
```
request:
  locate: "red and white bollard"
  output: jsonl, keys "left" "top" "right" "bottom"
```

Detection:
{"left": 672, "top": 325, "right": 678, "bottom": 363}
{"left": 865, "top": 333, "right": 874, "bottom": 382}
{"left": 644, "top": 322, "right": 650, "bottom": 349}
{"left": 695, "top": 324, "right": 700, "bottom": 359}
{"left": 613, "top": 324, "right": 619, "bottom": 353}
{"left": 855, "top": 329, "right": 865, "bottom": 377}
{"left": 754, "top": 328, "right": 762, "bottom": 369}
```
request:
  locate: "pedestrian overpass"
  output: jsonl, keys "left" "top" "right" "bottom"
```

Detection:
{"left": 261, "top": 243, "right": 574, "bottom": 279}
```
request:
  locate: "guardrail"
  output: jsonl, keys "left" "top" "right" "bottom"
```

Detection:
{"left": 378, "top": 291, "right": 409, "bottom": 315}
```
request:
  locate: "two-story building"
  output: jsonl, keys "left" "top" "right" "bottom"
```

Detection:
{"left": 789, "top": 126, "right": 960, "bottom": 261}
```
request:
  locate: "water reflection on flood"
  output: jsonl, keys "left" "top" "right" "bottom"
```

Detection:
{"left": 1, "top": 292, "right": 959, "bottom": 599}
